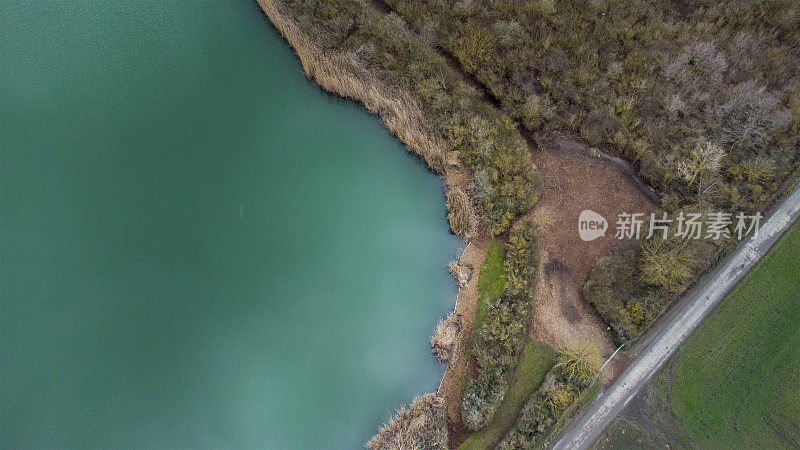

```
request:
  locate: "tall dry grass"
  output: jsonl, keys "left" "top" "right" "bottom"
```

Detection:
{"left": 366, "top": 393, "right": 448, "bottom": 449}
{"left": 431, "top": 312, "right": 462, "bottom": 363}
{"left": 257, "top": 0, "right": 450, "bottom": 174}
{"left": 445, "top": 187, "right": 478, "bottom": 238}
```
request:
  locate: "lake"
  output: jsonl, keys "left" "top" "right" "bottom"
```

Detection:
{"left": 1, "top": 1, "right": 459, "bottom": 447}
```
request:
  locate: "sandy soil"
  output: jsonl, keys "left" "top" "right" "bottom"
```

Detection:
{"left": 526, "top": 137, "right": 658, "bottom": 383}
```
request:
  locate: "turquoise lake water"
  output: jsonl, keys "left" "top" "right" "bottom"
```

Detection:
{"left": 1, "top": 1, "right": 459, "bottom": 447}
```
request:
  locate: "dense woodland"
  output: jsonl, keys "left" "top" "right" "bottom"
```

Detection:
{"left": 387, "top": 0, "right": 800, "bottom": 211}
{"left": 385, "top": 0, "right": 800, "bottom": 343}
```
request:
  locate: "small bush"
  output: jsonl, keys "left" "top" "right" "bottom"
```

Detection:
{"left": 554, "top": 339, "right": 602, "bottom": 386}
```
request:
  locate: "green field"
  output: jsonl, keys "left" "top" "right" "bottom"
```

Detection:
{"left": 600, "top": 219, "right": 800, "bottom": 448}
{"left": 473, "top": 240, "right": 507, "bottom": 330}
{"left": 460, "top": 341, "right": 556, "bottom": 450}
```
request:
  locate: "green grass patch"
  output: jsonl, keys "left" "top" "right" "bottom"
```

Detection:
{"left": 473, "top": 240, "right": 507, "bottom": 330}
{"left": 459, "top": 341, "right": 557, "bottom": 450}
{"left": 661, "top": 219, "right": 800, "bottom": 447}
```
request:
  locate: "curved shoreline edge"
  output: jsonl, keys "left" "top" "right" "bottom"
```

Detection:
{"left": 254, "top": 0, "right": 480, "bottom": 445}
{"left": 255, "top": 0, "right": 451, "bottom": 175}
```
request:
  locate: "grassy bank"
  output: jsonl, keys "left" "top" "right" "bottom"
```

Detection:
{"left": 598, "top": 218, "right": 800, "bottom": 448}
{"left": 473, "top": 240, "right": 506, "bottom": 330}
{"left": 460, "top": 341, "right": 557, "bottom": 449}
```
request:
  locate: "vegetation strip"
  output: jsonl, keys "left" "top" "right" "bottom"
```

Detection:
{"left": 459, "top": 341, "right": 556, "bottom": 450}
{"left": 462, "top": 220, "right": 541, "bottom": 430}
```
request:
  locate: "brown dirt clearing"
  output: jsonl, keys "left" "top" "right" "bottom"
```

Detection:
{"left": 527, "top": 137, "right": 658, "bottom": 382}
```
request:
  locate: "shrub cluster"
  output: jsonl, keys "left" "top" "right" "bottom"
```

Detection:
{"left": 462, "top": 219, "right": 540, "bottom": 430}
{"left": 386, "top": 0, "right": 800, "bottom": 212}
{"left": 273, "top": 0, "right": 539, "bottom": 235}
{"left": 583, "top": 213, "right": 722, "bottom": 343}
{"left": 498, "top": 345, "right": 600, "bottom": 449}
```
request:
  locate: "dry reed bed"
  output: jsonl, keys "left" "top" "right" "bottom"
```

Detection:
{"left": 257, "top": 0, "right": 451, "bottom": 174}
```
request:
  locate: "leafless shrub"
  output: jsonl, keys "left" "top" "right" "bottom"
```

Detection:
{"left": 676, "top": 139, "right": 725, "bottom": 185}
{"left": 448, "top": 259, "right": 473, "bottom": 288}
{"left": 493, "top": 20, "right": 525, "bottom": 48}
{"left": 666, "top": 42, "right": 729, "bottom": 105}
{"left": 714, "top": 80, "right": 791, "bottom": 151}
{"left": 366, "top": 394, "right": 448, "bottom": 449}
{"left": 666, "top": 42, "right": 728, "bottom": 83}
{"left": 728, "top": 32, "right": 763, "bottom": 79}
{"left": 431, "top": 312, "right": 462, "bottom": 363}
{"left": 665, "top": 93, "right": 687, "bottom": 119}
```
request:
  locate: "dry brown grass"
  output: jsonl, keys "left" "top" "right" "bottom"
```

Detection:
{"left": 445, "top": 187, "right": 478, "bottom": 238}
{"left": 257, "top": 0, "right": 452, "bottom": 175}
{"left": 367, "top": 393, "right": 448, "bottom": 449}
{"left": 431, "top": 312, "right": 463, "bottom": 363}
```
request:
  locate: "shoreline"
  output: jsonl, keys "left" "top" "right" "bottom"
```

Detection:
{"left": 436, "top": 239, "right": 487, "bottom": 441}
{"left": 254, "top": 2, "right": 657, "bottom": 447}
{"left": 255, "top": 0, "right": 480, "bottom": 445}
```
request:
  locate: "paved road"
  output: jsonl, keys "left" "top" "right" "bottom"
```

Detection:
{"left": 553, "top": 184, "right": 800, "bottom": 450}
